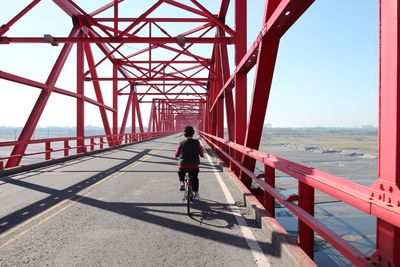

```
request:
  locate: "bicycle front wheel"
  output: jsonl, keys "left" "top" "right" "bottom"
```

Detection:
{"left": 187, "top": 188, "right": 192, "bottom": 215}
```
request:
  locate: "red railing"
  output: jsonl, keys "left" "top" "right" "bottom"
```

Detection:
{"left": 0, "top": 131, "right": 171, "bottom": 170}
{"left": 200, "top": 131, "right": 399, "bottom": 266}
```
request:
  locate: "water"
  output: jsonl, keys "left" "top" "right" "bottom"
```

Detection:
{"left": 253, "top": 135, "right": 377, "bottom": 265}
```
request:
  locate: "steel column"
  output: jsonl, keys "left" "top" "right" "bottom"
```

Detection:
{"left": 113, "top": 64, "right": 118, "bottom": 146}
{"left": 216, "top": 37, "right": 224, "bottom": 139}
{"left": 373, "top": 1, "right": 400, "bottom": 265}
{"left": 84, "top": 43, "right": 114, "bottom": 145}
{"left": 240, "top": 37, "right": 279, "bottom": 186}
{"left": 234, "top": 0, "right": 247, "bottom": 146}
{"left": 234, "top": 0, "right": 247, "bottom": 176}
{"left": 77, "top": 30, "right": 85, "bottom": 153}
{"left": 119, "top": 88, "right": 133, "bottom": 142}
{"left": 133, "top": 93, "right": 144, "bottom": 133}
{"left": 219, "top": 32, "right": 234, "bottom": 142}
{"left": 131, "top": 85, "right": 136, "bottom": 134}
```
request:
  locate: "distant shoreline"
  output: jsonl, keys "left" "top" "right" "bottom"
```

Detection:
{"left": 1, "top": 127, "right": 378, "bottom": 157}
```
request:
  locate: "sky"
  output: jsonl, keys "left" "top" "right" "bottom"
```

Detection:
{"left": 0, "top": 0, "right": 378, "bottom": 128}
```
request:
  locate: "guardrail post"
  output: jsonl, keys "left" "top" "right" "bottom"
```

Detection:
{"left": 90, "top": 137, "right": 94, "bottom": 151}
{"left": 298, "top": 181, "right": 314, "bottom": 259}
{"left": 77, "top": 137, "right": 84, "bottom": 154}
{"left": 264, "top": 165, "right": 275, "bottom": 217}
{"left": 100, "top": 137, "right": 104, "bottom": 149}
{"left": 64, "top": 140, "right": 69, "bottom": 156}
{"left": 45, "top": 141, "right": 51, "bottom": 160}
{"left": 223, "top": 143, "right": 230, "bottom": 166}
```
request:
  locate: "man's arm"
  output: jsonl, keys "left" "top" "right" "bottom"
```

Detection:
{"left": 197, "top": 140, "right": 205, "bottom": 158}
{"left": 175, "top": 143, "right": 182, "bottom": 158}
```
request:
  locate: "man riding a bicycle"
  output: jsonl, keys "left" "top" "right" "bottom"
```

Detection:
{"left": 175, "top": 126, "right": 204, "bottom": 201}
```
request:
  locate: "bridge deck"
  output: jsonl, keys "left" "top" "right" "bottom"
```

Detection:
{"left": 0, "top": 135, "right": 281, "bottom": 266}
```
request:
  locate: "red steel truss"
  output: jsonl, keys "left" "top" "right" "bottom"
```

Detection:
{"left": 0, "top": 0, "right": 399, "bottom": 265}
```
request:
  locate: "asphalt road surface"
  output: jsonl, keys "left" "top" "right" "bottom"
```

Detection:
{"left": 0, "top": 134, "right": 278, "bottom": 266}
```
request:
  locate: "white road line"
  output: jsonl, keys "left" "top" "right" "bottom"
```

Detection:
{"left": 201, "top": 141, "right": 271, "bottom": 267}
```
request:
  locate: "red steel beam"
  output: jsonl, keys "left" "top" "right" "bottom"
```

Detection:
{"left": 241, "top": 0, "right": 315, "bottom": 256}
{"left": 121, "top": 93, "right": 206, "bottom": 96}
{"left": 83, "top": 21, "right": 149, "bottom": 77}
{"left": 90, "top": 0, "right": 124, "bottom": 17}
{"left": 52, "top": 0, "right": 81, "bottom": 16}
{"left": 131, "top": 89, "right": 136, "bottom": 134}
{"left": 87, "top": 77, "right": 210, "bottom": 82}
{"left": 219, "top": 29, "right": 235, "bottom": 141}
{"left": 133, "top": 92, "right": 144, "bottom": 133}
{"left": 135, "top": 83, "right": 207, "bottom": 86}
{"left": 372, "top": 1, "right": 400, "bottom": 266}
{"left": 119, "top": 88, "right": 133, "bottom": 141}
{"left": 95, "top": 17, "right": 210, "bottom": 22}
{"left": 87, "top": 27, "right": 165, "bottom": 122}
{"left": 114, "top": 0, "right": 118, "bottom": 37}
{"left": 210, "top": 0, "right": 316, "bottom": 112}
{"left": 232, "top": 0, "right": 247, "bottom": 175}
{"left": 0, "top": 0, "right": 41, "bottom": 36}
{"left": 76, "top": 30, "right": 85, "bottom": 153}
{"left": 113, "top": 64, "right": 118, "bottom": 145}
{"left": 122, "top": 60, "right": 209, "bottom": 64}
{"left": 84, "top": 42, "right": 114, "bottom": 144}
{"left": 0, "top": 70, "right": 114, "bottom": 111}
{"left": 190, "top": 0, "right": 235, "bottom": 36}
{"left": 240, "top": 0, "right": 281, "bottom": 185}
{"left": 0, "top": 36, "right": 233, "bottom": 44}
{"left": 118, "top": 1, "right": 162, "bottom": 37}
{"left": 148, "top": 27, "right": 215, "bottom": 79}
{"left": 5, "top": 26, "right": 80, "bottom": 168}
{"left": 162, "top": 0, "right": 209, "bottom": 18}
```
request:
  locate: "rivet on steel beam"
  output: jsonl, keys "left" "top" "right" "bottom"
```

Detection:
{"left": 379, "top": 195, "right": 382, "bottom": 200}
{"left": 397, "top": 201, "right": 400, "bottom": 207}
{"left": 371, "top": 192, "right": 374, "bottom": 197}
{"left": 380, "top": 183, "right": 384, "bottom": 190}
{"left": 388, "top": 198, "right": 391, "bottom": 204}
{"left": 389, "top": 186, "right": 393, "bottom": 193}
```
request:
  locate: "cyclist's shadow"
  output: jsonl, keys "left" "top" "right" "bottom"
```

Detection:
{"left": 189, "top": 198, "right": 237, "bottom": 229}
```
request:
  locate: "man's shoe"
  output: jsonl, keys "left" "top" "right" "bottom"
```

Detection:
{"left": 194, "top": 193, "right": 200, "bottom": 201}
{"left": 180, "top": 184, "right": 185, "bottom": 191}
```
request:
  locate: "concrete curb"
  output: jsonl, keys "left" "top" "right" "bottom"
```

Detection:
{"left": 205, "top": 147, "right": 316, "bottom": 267}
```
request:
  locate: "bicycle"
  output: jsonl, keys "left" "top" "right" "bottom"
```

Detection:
{"left": 183, "top": 173, "right": 194, "bottom": 215}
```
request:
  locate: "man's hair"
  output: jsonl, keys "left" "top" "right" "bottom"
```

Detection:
{"left": 183, "top": 125, "right": 195, "bottom": 137}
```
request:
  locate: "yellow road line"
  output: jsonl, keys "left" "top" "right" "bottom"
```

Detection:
{"left": 0, "top": 142, "right": 171, "bottom": 250}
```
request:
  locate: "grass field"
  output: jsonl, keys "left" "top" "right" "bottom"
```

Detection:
{"left": 260, "top": 127, "right": 377, "bottom": 156}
